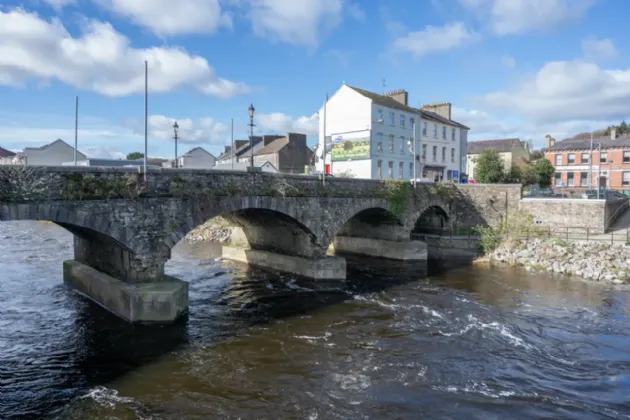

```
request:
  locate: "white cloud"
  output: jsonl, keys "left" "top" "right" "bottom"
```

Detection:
{"left": 247, "top": 0, "right": 343, "bottom": 47}
{"left": 391, "top": 22, "right": 480, "bottom": 58}
{"left": 453, "top": 107, "right": 511, "bottom": 134}
{"left": 347, "top": 2, "right": 366, "bottom": 22}
{"left": 459, "top": 0, "right": 594, "bottom": 35}
{"left": 123, "top": 115, "right": 229, "bottom": 145}
{"left": 82, "top": 145, "right": 127, "bottom": 159}
{"left": 257, "top": 112, "right": 319, "bottom": 135}
{"left": 96, "top": 0, "right": 232, "bottom": 36}
{"left": 42, "top": 0, "right": 76, "bottom": 10}
{"left": 582, "top": 36, "right": 619, "bottom": 61}
{"left": 481, "top": 60, "right": 630, "bottom": 124}
{"left": 0, "top": 8, "right": 249, "bottom": 98}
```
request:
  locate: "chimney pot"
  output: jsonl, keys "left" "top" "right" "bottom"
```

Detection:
{"left": 611, "top": 127, "right": 617, "bottom": 140}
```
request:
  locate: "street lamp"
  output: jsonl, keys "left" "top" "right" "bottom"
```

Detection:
{"left": 173, "top": 121, "right": 179, "bottom": 168}
{"left": 248, "top": 103, "right": 256, "bottom": 168}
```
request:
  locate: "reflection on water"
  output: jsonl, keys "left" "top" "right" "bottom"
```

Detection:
{"left": 2, "top": 221, "right": 630, "bottom": 419}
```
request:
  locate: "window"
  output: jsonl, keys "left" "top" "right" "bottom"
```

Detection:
{"left": 581, "top": 152, "right": 589, "bottom": 163}
{"left": 554, "top": 173, "right": 561, "bottom": 185}
{"left": 409, "top": 162, "right": 413, "bottom": 179}
{"left": 432, "top": 124, "right": 438, "bottom": 138}
{"left": 422, "top": 122, "right": 427, "bottom": 136}
{"left": 377, "top": 109, "right": 383, "bottom": 122}
{"left": 432, "top": 146, "right": 437, "bottom": 161}
{"left": 451, "top": 128, "right": 456, "bottom": 141}
{"left": 377, "top": 160, "right": 382, "bottom": 178}
{"left": 388, "top": 112, "right": 394, "bottom": 125}
{"left": 580, "top": 172, "right": 588, "bottom": 187}
{"left": 389, "top": 135, "right": 394, "bottom": 152}
{"left": 600, "top": 152, "right": 607, "bottom": 163}
{"left": 624, "top": 151, "right": 630, "bottom": 163}
{"left": 400, "top": 137, "right": 405, "bottom": 154}
{"left": 442, "top": 147, "right": 446, "bottom": 161}
{"left": 555, "top": 154, "right": 562, "bottom": 165}
{"left": 442, "top": 126, "right": 446, "bottom": 139}
{"left": 388, "top": 161, "right": 393, "bottom": 179}
{"left": 400, "top": 115, "right": 405, "bottom": 128}
{"left": 422, "top": 144, "right": 427, "bottom": 159}
{"left": 399, "top": 162, "right": 404, "bottom": 179}
{"left": 568, "top": 153, "right": 575, "bottom": 164}
{"left": 567, "top": 172, "right": 574, "bottom": 187}
{"left": 451, "top": 148, "right": 455, "bottom": 162}
{"left": 624, "top": 172, "right": 630, "bottom": 186}
{"left": 447, "top": 170, "right": 452, "bottom": 181}
{"left": 377, "top": 133, "right": 383, "bottom": 152}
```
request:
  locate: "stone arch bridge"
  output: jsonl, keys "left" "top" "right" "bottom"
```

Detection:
{"left": 0, "top": 166, "right": 520, "bottom": 323}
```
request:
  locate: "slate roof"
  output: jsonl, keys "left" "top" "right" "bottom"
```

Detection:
{"left": 0, "top": 146, "right": 16, "bottom": 158}
{"left": 23, "top": 139, "right": 87, "bottom": 158}
{"left": 218, "top": 138, "right": 263, "bottom": 161}
{"left": 548, "top": 135, "right": 630, "bottom": 151}
{"left": 254, "top": 137, "right": 289, "bottom": 156}
{"left": 347, "top": 86, "right": 470, "bottom": 130}
{"left": 467, "top": 138, "right": 524, "bottom": 154}
{"left": 180, "top": 147, "right": 215, "bottom": 159}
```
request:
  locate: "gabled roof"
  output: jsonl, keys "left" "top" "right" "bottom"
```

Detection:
{"left": 467, "top": 138, "right": 524, "bottom": 154}
{"left": 23, "top": 139, "right": 87, "bottom": 158}
{"left": 181, "top": 147, "right": 216, "bottom": 159}
{"left": 0, "top": 146, "right": 16, "bottom": 158}
{"left": 346, "top": 86, "right": 469, "bottom": 130}
{"left": 254, "top": 137, "right": 289, "bottom": 155}
{"left": 549, "top": 135, "right": 630, "bottom": 151}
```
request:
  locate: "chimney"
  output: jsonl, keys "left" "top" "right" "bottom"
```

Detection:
{"left": 611, "top": 127, "right": 617, "bottom": 140}
{"left": 421, "top": 102, "right": 452, "bottom": 120}
{"left": 235, "top": 140, "right": 248, "bottom": 149}
{"left": 263, "top": 134, "right": 283, "bottom": 146}
{"left": 224, "top": 145, "right": 232, "bottom": 153}
{"left": 383, "top": 89, "right": 408, "bottom": 106}
{"left": 545, "top": 134, "right": 556, "bottom": 149}
{"left": 287, "top": 132, "right": 307, "bottom": 147}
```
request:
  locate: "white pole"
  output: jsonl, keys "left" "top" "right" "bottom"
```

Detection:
{"left": 144, "top": 60, "right": 148, "bottom": 181}
{"left": 412, "top": 119, "right": 416, "bottom": 188}
{"left": 231, "top": 118, "right": 234, "bottom": 170}
{"left": 589, "top": 131, "right": 593, "bottom": 189}
{"left": 322, "top": 93, "right": 328, "bottom": 187}
{"left": 597, "top": 142, "right": 602, "bottom": 199}
{"left": 74, "top": 95, "right": 78, "bottom": 166}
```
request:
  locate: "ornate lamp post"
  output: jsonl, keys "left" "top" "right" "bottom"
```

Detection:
{"left": 173, "top": 121, "right": 179, "bottom": 168}
{"left": 248, "top": 104, "right": 256, "bottom": 168}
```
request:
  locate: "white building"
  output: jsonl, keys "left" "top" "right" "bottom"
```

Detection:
{"left": 163, "top": 147, "right": 216, "bottom": 169}
{"left": 317, "top": 84, "right": 469, "bottom": 181}
{"left": 19, "top": 139, "right": 86, "bottom": 166}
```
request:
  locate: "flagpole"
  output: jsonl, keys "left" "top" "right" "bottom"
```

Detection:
{"left": 231, "top": 118, "right": 234, "bottom": 170}
{"left": 588, "top": 131, "right": 593, "bottom": 189}
{"left": 143, "top": 60, "right": 148, "bottom": 181}
{"left": 322, "top": 93, "right": 328, "bottom": 187}
{"left": 74, "top": 95, "right": 78, "bottom": 166}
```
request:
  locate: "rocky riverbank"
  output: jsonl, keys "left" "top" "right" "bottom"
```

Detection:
{"left": 185, "top": 217, "right": 234, "bottom": 243}
{"left": 490, "top": 238, "right": 630, "bottom": 284}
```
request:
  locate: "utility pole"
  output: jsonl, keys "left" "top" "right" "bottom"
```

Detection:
{"left": 143, "top": 60, "right": 148, "bottom": 181}
{"left": 597, "top": 141, "right": 602, "bottom": 199}
{"left": 74, "top": 96, "right": 78, "bottom": 166}
{"left": 322, "top": 93, "right": 328, "bottom": 187}
{"left": 412, "top": 118, "right": 417, "bottom": 188}
{"left": 248, "top": 104, "right": 255, "bottom": 168}
{"left": 172, "top": 121, "right": 179, "bottom": 168}
{"left": 588, "top": 131, "right": 593, "bottom": 189}
{"left": 231, "top": 118, "right": 234, "bottom": 170}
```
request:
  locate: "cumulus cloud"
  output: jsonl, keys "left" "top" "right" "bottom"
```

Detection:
{"left": 42, "top": 0, "right": 76, "bottom": 10}
{"left": 0, "top": 8, "right": 249, "bottom": 98}
{"left": 123, "top": 115, "right": 229, "bottom": 145}
{"left": 247, "top": 0, "right": 343, "bottom": 47}
{"left": 582, "top": 36, "right": 619, "bottom": 61}
{"left": 480, "top": 60, "right": 630, "bottom": 124}
{"left": 459, "top": 0, "right": 595, "bottom": 36}
{"left": 96, "top": 0, "right": 232, "bottom": 36}
{"left": 391, "top": 22, "right": 480, "bottom": 58}
{"left": 256, "top": 112, "right": 319, "bottom": 136}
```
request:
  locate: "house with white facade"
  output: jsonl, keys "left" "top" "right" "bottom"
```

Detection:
{"left": 163, "top": 147, "right": 216, "bottom": 169}
{"left": 317, "top": 83, "right": 469, "bottom": 181}
{"left": 19, "top": 139, "right": 86, "bottom": 166}
{"left": 0, "top": 146, "right": 16, "bottom": 165}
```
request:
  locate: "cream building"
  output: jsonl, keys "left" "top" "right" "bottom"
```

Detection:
{"left": 466, "top": 138, "right": 531, "bottom": 181}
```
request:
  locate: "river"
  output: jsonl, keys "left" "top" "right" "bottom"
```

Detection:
{"left": 2, "top": 221, "right": 630, "bottom": 419}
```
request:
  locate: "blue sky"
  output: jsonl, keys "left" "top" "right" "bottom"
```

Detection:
{"left": 1, "top": 0, "right": 629, "bottom": 159}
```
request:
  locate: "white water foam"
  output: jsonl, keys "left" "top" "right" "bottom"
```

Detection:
{"left": 439, "top": 314, "right": 532, "bottom": 349}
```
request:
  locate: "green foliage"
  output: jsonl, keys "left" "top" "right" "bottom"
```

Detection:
{"left": 429, "top": 182, "right": 459, "bottom": 203}
{"left": 519, "top": 163, "right": 537, "bottom": 186}
{"left": 474, "top": 225, "right": 502, "bottom": 253}
{"left": 126, "top": 152, "right": 144, "bottom": 160}
{"left": 503, "top": 164, "right": 522, "bottom": 184}
{"left": 534, "top": 158, "right": 555, "bottom": 189}
{"left": 475, "top": 149, "right": 506, "bottom": 183}
{"left": 62, "top": 174, "right": 130, "bottom": 200}
{"left": 529, "top": 149, "right": 545, "bottom": 161}
{"left": 382, "top": 180, "right": 411, "bottom": 218}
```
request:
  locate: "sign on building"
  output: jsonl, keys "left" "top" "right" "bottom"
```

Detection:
{"left": 330, "top": 130, "right": 370, "bottom": 161}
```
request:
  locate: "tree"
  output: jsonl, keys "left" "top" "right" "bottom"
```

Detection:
{"left": 126, "top": 152, "right": 144, "bottom": 160}
{"left": 535, "top": 158, "right": 555, "bottom": 189}
{"left": 475, "top": 149, "right": 505, "bottom": 183}
{"left": 520, "top": 163, "right": 537, "bottom": 186}
{"left": 504, "top": 164, "right": 522, "bottom": 184}
{"left": 529, "top": 149, "right": 545, "bottom": 161}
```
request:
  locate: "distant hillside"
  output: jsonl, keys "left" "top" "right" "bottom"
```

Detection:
{"left": 570, "top": 120, "right": 628, "bottom": 140}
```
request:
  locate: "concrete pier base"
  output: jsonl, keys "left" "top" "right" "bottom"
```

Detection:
{"left": 222, "top": 246, "right": 346, "bottom": 279}
{"left": 63, "top": 260, "right": 188, "bottom": 323}
{"left": 333, "top": 236, "right": 428, "bottom": 260}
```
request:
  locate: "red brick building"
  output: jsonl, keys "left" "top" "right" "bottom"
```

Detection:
{"left": 546, "top": 129, "right": 630, "bottom": 189}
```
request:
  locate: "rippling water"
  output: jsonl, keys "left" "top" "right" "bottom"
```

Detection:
{"left": 2, "top": 221, "right": 630, "bottom": 419}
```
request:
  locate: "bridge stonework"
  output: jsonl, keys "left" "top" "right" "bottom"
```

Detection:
{"left": 0, "top": 166, "right": 520, "bottom": 323}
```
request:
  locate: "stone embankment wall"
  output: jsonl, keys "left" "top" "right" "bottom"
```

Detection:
{"left": 490, "top": 238, "right": 629, "bottom": 284}
{"left": 519, "top": 196, "right": 629, "bottom": 235}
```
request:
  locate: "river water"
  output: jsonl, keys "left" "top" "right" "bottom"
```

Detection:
{"left": 2, "top": 221, "right": 630, "bottom": 419}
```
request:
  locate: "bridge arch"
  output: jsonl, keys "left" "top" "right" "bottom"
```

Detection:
{"left": 412, "top": 205, "right": 450, "bottom": 235}
{"left": 331, "top": 205, "right": 409, "bottom": 243}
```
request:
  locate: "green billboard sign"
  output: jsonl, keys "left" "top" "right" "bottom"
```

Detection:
{"left": 330, "top": 132, "right": 370, "bottom": 161}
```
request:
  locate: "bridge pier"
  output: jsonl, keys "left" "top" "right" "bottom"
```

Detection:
{"left": 64, "top": 236, "right": 188, "bottom": 323}
{"left": 332, "top": 236, "right": 427, "bottom": 260}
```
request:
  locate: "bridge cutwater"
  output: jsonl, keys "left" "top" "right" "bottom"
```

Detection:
{"left": 0, "top": 166, "right": 519, "bottom": 323}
